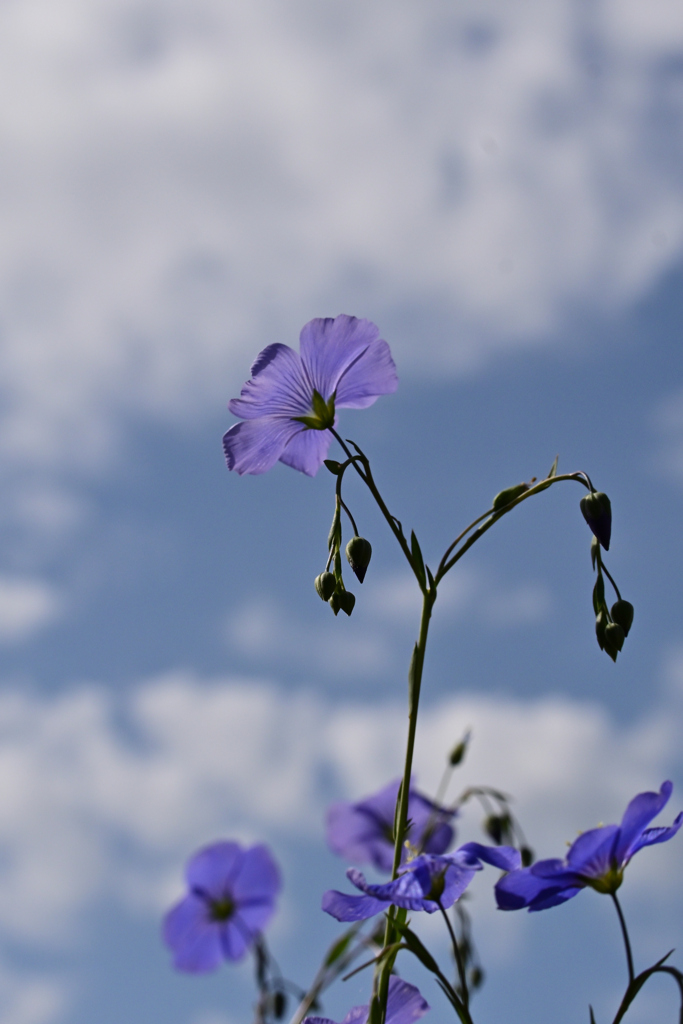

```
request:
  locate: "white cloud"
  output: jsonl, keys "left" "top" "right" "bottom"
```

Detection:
{"left": 0, "top": 577, "right": 62, "bottom": 641}
{"left": 0, "top": 0, "right": 680, "bottom": 486}
{"left": 0, "top": 663, "right": 678, "bottom": 953}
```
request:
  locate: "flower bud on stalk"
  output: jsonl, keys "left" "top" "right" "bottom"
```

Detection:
{"left": 338, "top": 590, "right": 356, "bottom": 616}
{"left": 611, "top": 599, "right": 634, "bottom": 637}
{"left": 603, "top": 622, "right": 625, "bottom": 662}
{"left": 580, "top": 491, "right": 612, "bottom": 550}
{"left": 315, "top": 571, "right": 336, "bottom": 602}
{"left": 346, "top": 536, "right": 373, "bottom": 583}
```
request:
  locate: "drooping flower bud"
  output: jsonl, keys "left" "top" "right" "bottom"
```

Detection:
{"left": 595, "top": 608, "right": 608, "bottom": 650}
{"left": 484, "top": 814, "right": 510, "bottom": 845}
{"left": 469, "top": 967, "right": 484, "bottom": 990}
{"left": 338, "top": 590, "right": 356, "bottom": 616}
{"left": 580, "top": 491, "right": 612, "bottom": 550}
{"left": 345, "top": 536, "right": 372, "bottom": 583}
{"left": 449, "top": 730, "right": 471, "bottom": 766}
{"left": 315, "top": 571, "right": 336, "bottom": 602}
{"left": 610, "top": 599, "right": 634, "bottom": 637}
{"left": 603, "top": 622, "right": 625, "bottom": 662}
{"left": 492, "top": 483, "right": 529, "bottom": 511}
{"left": 520, "top": 846, "right": 534, "bottom": 867}
{"left": 328, "top": 591, "right": 341, "bottom": 616}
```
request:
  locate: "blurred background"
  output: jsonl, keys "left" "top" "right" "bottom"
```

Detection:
{"left": 0, "top": 0, "right": 682, "bottom": 1021}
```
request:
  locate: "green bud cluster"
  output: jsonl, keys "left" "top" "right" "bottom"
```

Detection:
{"left": 314, "top": 490, "right": 374, "bottom": 618}
{"left": 590, "top": 538, "right": 633, "bottom": 662}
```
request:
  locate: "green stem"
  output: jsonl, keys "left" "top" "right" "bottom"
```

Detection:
{"left": 439, "top": 901, "right": 469, "bottom": 1011}
{"left": 374, "top": 588, "right": 436, "bottom": 1021}
{"left": 611, "top": 892, "right": 635, "bottom": 986}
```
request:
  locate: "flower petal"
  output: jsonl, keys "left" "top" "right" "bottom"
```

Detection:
{"left": 615, "top": 782, "right": 674, "bottom": 865}
{"left": 279, "top": 427, "right": 334, "bottom": 476}
{"left": 566, "top": 825, "right": 619, "bottom": 878}
{"left": 321, "top": 888, "right": 388, "bottom": 922}
{"left": 219, "top": 918, "right": 251, "bottom": 961}
{"left": 232, "top": 844, "right": 281, "bottom": 904}
{"left": 626, "top": 811, "right": 683, "bottom": 858}
{"left": 229, "top": 344, "right": 312, "bottom": 419}
{"left": 495, "top": 866, "right": 582, "bottom": 912}
{"left": 335, "top": 338, "right": 398, "bottom": 410}
{"left": 186, "top": 841, "right": 243, "bottom": 900}
{"left": 456, "top": 842, "right": 521, "bottom": 873}
{"left": 163, "top": 894, "right": 223, "bottom": 972}
{"left": 223, "top": 417, "right": 304, "bottom": 475}
{"left": 299, "top": 316, "right": 384, "bottom": 400}
{"left": 385, "top": 977, "right": 430, "bottom": 1024}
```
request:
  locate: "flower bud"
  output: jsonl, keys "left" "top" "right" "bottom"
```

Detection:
{"left": 484, "top": 814, "right": 510, "bottom": 845}
{"left": 603, "top": 622, "right": 625, "bottom": 662}
{"left": 580, "top": 491, "right": 612, "bottom": 550}
{"left": 449, "top": 730, "right": 471, "bottom": 766}
{"left": 315, "top": 571, "right": 336, "bottom": 602}
{"left": 324, "top": 459, "right": 342, "bottom": 475}
{"left": 610, "top": 599, "right": 634, "bottom": 637}
{"left": 595, "top": 608, "right": 608, "bottom": 650}
{"left": 346, "top": 536, "right": 372, "bottom": 583}
{"left": 469, "top": 967, "right": 485, "bottom": 990}
{"left": 328, "top": 591, "right": 341, "bottom": 616}
{"left": 520, "top": 846, "right": 534, "bottom": 867}
{"left": 492, "top": 483, "right": 528, "bottom": 511}
{"left": 338, "top": 590, "right": 356, "bottom": 617}
{"left": 273, "top": 992, "right": 287, "bottom": 1020}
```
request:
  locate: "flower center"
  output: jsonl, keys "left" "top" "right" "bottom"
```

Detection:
{"left": 209, "top": 896, "right": 235, "bottom": 922}
{"left": 294, "top": 390, "right": 336, "bottom": 431}
{"left": 426, "top": 869, "right": 446, "bottom": 902}
{"left": 586, "top": 866, "right": 623, "bottom": 895}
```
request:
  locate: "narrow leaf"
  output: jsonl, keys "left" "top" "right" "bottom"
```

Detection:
{"left": 410, "top": 531, "right": 426, "bottom": 587}
{"left": 394, "top": 922, "right": 440, "bottom": 975}
{"left": 536, "top": 455, "right": 559, "bottom": 491}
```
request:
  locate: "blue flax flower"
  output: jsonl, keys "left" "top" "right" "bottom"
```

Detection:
{"left": 322, "top": 843, "right": 520, "bottom": 922}
{"left": 223, "top": 315, "right": 398, "bottom": 476}
{"left": 163, "top": 841, "right": 281, "bottom": 972}
{"left": 305, "top": 975, "right": 429, "bottom": 1024}
{"left": 326, "top": 778, "right": 456, "bottom": 873}
{"left": 495, "top": 781, "right": 682, "bottom": 912}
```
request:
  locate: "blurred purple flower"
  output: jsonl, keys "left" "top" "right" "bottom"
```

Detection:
{"left": 305, "top": 975, "right": 429, "bottom": 1024}
{"left": 163, "top": 841, "right": 281, "bottom": 972}
{"left": 326, "top": 778, "right": 456, "bottom": 873}
{"left": 223, "top": 315, "right": 398, "bottom": 476}
{"left": 322, "top": 843, "right": 520, "bottom": 922}
{"left": 496, "top": 781, "right": 682, "bottom": 912}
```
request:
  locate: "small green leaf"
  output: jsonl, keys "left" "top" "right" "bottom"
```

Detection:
{"left": 324, "top": 930, "right": 355, "bottom": 967}
{"left": 324, "top": 459, "right": 342, "bottom": 475}
{"left": 394, "top": 922, "right": 440, "bottom": 975}
{"left": 492, "top": 483, "right": 528, "bottom": 510}
{"left": 536, "top": 455, "right": 559, "bottom": 492}
{"left": 410, "top": 531, "right": 426, "bottom": 586}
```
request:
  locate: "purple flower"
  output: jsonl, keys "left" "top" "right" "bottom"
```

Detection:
{"left": 223, "top": 315, "right": 398, "bottom": 477}
{"left": 163, "top": 841, "right": 281, "bottom": 972}
{"left": 326, "top": 779, "right": 456, "bottom": 873}
{"left": 305, "top": 975, "right": 429, "bottom": 1024}
{"left": 322, "top": 843, "right": 520, "bottom": 922}
{"left": 495, "top": 781, "right": 682, "bottom": 913}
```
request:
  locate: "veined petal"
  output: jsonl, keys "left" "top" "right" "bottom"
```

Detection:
{"left": 229, "top": 344, "right": 312, "bottom": 419}
{"left": 627, "top": 811, "right": 683, "bottom": 858}
{"left": 163, "top": 895, "right": 223, "bottom": 972}
{"left": 231, "top": 844, "right": 281, "bottom": 904}
{"left": 456, "top": 842, "right": 521, "bottom": 873}
{"left": 186, "top": 842, "right": 243, "bottom": 900}
{"left": 279, "top": 427, "right": 333, "bottom": 476}
{"left": 528, "top": 886, "right": 583, "bottom": 911}
{"left": 384, "top": 977, "right": 430, "bottom": 1024}
{"left": 615, "top": 782, "right": 674, "bottom": 865}
{"left": 223, "top": 417, "right": 304, "bottom": 475}
{"left": 321, "top": 888, "right": 387, "bottom": 922}
{"left": 299, "top": 316, "right": 381, "bottom": 399}
{"left": 335, "top": 338, "right": 398, "bottom": 409}
{"left": 566, "top": 825, "right": 618, "bottom": 878}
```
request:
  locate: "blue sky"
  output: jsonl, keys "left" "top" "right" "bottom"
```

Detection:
{"left": 0, "top": 1, "right": 682, "bottom": 1023}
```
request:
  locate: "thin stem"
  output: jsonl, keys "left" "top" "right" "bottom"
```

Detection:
{"left": 439, "top": 902, "right": 469, "bottom": 1011}
{"left": 600, "top": 561, "right": 622, "bottom": 603}
{"left": 330, "top": 430, "right": 417, "bottom": 580}
{"left": 435, "top": 473, "right": 591, "bottom": 584}
{"left": 338, "top": 495, "right": 359, "bottom": 536}
{"left": 611, "top": 892, "right": 635, "bottom": 985}
{"left": 373, "top": 589, "right": 435, "bottom": 1021}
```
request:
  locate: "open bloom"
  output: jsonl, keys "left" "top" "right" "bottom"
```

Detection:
{"left": 305, "top": 975, "right": 429, "bottom": 1024}
{"left": 223, "top": 315, "right": 398, "bottom": 476}
{"left": 322, "top": 843, "right": 520, "bottom": 922}
{"left": 495, "top": 781, "right": 682, "bottom": 912}
{"left": 326, "top": 778, "right": 456, "bottom": 873}
{"left": 163, "top": 841, "right": 281, "bottom": 972}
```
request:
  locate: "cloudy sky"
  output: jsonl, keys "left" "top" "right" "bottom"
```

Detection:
{"left": 0, "top": 0, "right": 683, "bottom": 1022}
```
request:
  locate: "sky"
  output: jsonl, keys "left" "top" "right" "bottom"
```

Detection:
{"left": 0, "top": 0, "right": 683, "bottom": 1022}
